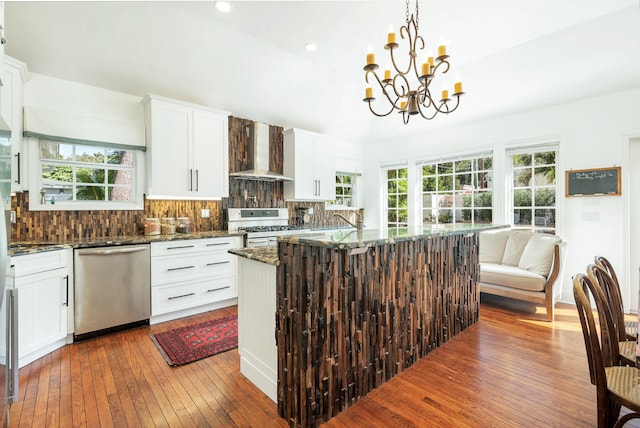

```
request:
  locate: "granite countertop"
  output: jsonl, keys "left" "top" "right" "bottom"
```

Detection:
{"left": 228, "top": 247, "right": 279, "bottom": 266}
{"left": 278, "top": 223, "right": 507, "bottom": 251}
{"left": 10, "top": 230, "right": 245, "bottom": 256}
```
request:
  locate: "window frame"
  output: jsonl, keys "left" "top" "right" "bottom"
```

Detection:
{"left": 326, "top": 171, "right": 360, "bottom": 210}
{"left": 418, "top": 152, "right": 494, "bottom": 227}
{"left": 28, "top": 137, "right": 145, "bottom": 211}
{"left": 382, "top": 164, "right": 409, "bottom": 230}
{"left": 506, "top": 144, "right": 559, "bottom": 234}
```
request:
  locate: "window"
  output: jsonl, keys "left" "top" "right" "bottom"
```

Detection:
{"left": 327, "top": 172, "right": 358, "bottom": 208}
{"left": 509, "top": 147, "right": 557, "bottom": 234}
{"left": 31, "top": 139, "right": 143, "bottom": 210}
{"left": 384, "top": 166, "right": 408, "bottom": 230}
{"left": 420, "top": 154, "right": 493, "bottom": 226}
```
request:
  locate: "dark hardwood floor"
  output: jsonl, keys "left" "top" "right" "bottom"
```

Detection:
{"left": 5, "top": 295, "right": 618, "bottom": 427}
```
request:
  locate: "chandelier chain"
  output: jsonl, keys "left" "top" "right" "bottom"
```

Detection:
{"left": 415, "top": 0, "right": 419, "bottom": 31}
{"left": 405, "top": 0, "right": 410, "bottom": 24}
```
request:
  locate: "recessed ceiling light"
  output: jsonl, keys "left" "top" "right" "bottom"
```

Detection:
{"left": 215, "top": 1, "right": 231, "bottom": 12}
{"left": 304, "top": 43, "right": 317, "bottom": 52}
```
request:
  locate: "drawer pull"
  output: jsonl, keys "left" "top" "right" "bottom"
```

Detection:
{"left": 206, "top": 242, "right": 230, "bottom": 246}
{"left": 167, "top": 265, "right": 195, "bottom": 272}
{"left": 206, "top": 261, "right": 230, "bottom": 266}
{"left": 166, "top": 245, "right": 195, "bottom": 250}
{"left": 206, "top": 285, "right": 231, "bottom": 293}
{"left": 168, "top": 292, "right": 196, "bottom": 300}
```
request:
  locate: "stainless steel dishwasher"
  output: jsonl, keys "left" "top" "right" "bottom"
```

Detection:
{"left": 74, "top": 244, "right": 151, "bottom": 340}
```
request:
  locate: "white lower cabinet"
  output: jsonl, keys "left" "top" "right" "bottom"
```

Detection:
{"left": 0, "top": 248, "right": 72, "bottom": 368}
{"left": 150, "top": 236, "right": 241, "bottom": 324}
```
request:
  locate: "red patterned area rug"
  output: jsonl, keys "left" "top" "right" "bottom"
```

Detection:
{"left": 150, "top": 314, "right": 238, "bottom": 366}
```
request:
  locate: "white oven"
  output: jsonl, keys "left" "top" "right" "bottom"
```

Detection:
{"left": 228, "top": 208, "right": 310, "bottom": 247}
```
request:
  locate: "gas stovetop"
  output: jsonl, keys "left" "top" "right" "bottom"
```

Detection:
{"left": 238, "top": 225, "right": 308, "bottom": 233}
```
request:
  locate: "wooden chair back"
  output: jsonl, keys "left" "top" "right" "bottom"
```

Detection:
{"left": 594, "top": 255, "right": 621, "bottom": 290}
{"left": 573, "top": 273, "right": 620, "bottom": 386}
{"left": 587, "top": 263, "right": 627, "bottom": 343}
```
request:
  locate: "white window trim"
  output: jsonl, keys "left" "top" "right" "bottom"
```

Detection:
{"left": 505, "top": 141, "right": 560, "bottom": 234}
{"left": 380, "top": 163, "right": 409, "bottom": 230}
{"left": 326, "top": 171, "right": 360, "bottom": 211}
{"left": 416, "top": 151, "right": 495, "bottom": 227}
{"left": 27, "top": 137, "right": 145, "bottom": 211}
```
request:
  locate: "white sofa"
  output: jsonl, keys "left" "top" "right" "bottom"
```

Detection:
{"left": 479, "top": 228, "right": 566, "bottom": 321}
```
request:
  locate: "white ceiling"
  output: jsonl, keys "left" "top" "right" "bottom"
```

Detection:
{"left": 5, "top": 0, "right": 640, "bottom": 144}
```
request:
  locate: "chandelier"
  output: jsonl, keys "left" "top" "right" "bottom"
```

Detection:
{"left": 363, "top": 0, "right": 464, "bottom": 124}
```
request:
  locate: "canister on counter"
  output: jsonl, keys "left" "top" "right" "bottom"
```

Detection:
{"left": 176, "top": 217, "right": 191, "bottom": 234}
{"left": 161, "top": 217, "right": 176, "bottom": 235}
{"left": 144, "top": 218, "right": 161, "bottom": 236}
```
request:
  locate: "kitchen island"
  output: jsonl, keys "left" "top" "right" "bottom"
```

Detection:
{"left": 232, "top": 224, "right": 502, "bottom": 428}
{"left": 228, "top": 246, "right": 279, "bottom": 402}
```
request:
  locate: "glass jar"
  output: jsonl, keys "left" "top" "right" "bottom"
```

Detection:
{"left": 144, "top": 218, "right": 161, "bottom": 236}
{"left": 176, "top": 217, "right": 191, "bottom": 234}
{"left": 161, "top": 217, "right": 176, "bottom": 235}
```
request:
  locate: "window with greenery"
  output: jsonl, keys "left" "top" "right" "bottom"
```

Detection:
{"left": 420, "top": 155, "right": 493, "bottom": 226}
{"left": 385, "top": 166, "right": 408, "bottom": 230}
{"left": 509, "top": 148, "right": 557, "bottom": 234}
{"left": 39, "top": 141, "right": 136, "bottom": 204}
{"left": 328, "top": 172, "right": 356, "bottom": 208}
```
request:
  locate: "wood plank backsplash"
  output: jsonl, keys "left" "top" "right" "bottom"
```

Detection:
{"left": 11, "top": 192, "right": 223, "bottom": 242}
{"left": 12, "top": 115, "right": 360, "bottom": 242}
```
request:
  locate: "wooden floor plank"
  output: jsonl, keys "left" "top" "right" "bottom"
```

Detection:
{"left": 4, "top": 297, "right": 630, "bottom": 427}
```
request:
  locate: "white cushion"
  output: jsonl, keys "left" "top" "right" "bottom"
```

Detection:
{"left": 518, "top": 233, "right": 561, "bottom": 277}
{"left": 479, "top": 229, "right": 511, "bottom": 263}
{"left": 501, "top": 231, "right": 533, "bottom": 267}
{"left": 480, "top": 263, "right": 547, "bottom": 292}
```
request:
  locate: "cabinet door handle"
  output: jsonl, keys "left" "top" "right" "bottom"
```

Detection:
{"left": 189, "top": 169, "right": 193, "bottom": 191}
{"left": 167, "top": 265, "right": 195, "bottom": 272}
{"left": 166, "top": 245, "right": 195, "bottom": 250}
{"left": 64, "top": 275, "right": 69, "bottom": 307}
{"left": 206, "top": 261, "right": 230, "bottom": 266}
{"left": 318, "top": 180, "right": 321, "bottom": 196}
{"left": 206, "top": 285, "right": 230, "bottom": 293}
{"left": 206, "top": 242, "right": 230, "bottom": 246}
{"left": 195, "top": 169, "right": 199, "bottom": 192}
{"left": 14, "top": 153, "right": 20, "bottom": 184}
{"left": 168, "top": 292, "right": 195, "bottom": 300}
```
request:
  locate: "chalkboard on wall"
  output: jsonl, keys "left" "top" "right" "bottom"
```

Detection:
{"left": 565, "top": 166, "right": 621, "bottom": 197}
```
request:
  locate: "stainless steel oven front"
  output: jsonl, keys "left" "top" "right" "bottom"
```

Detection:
{"left": 227, "top": 208, "right": 309, "bottom": 247}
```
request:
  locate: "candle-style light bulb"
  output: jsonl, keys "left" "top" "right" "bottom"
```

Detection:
{"left": 387, "top": 24, "right": 396, "bottom": 44}
{"left": 441, "top": 83, "right": 449, "bottom": 101}
{"left": 384, "top": 63, "right": 391, "bottom": 80}
{"left": 366, "top": 45, "right": 375, "bottom": 65}
{"left": 454, "top": 74, "right": 463, "bottom": 94}
{"left": 365, "top": 86, "right": 373, "bottom": 99}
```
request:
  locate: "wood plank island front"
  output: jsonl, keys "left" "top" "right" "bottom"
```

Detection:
{"left": 275, "top": 224, "right": 503, "bottom": 427}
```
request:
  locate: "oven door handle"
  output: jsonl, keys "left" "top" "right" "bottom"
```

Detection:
{"left": 246, "top": 237, "right": 272, "bottom": 247}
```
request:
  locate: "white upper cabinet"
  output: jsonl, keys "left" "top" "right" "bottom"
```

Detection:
{"left": 283, "top": 128, "right": 335, "bottom": 201}
{"left": 1, "top": 56, "right": 28, "bottom": 193}
{"left": 142, "top": 94, "right": 229, "bottom": 200}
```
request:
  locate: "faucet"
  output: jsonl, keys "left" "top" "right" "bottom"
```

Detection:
{"left": 332, "top": 212, "right": 364, "bottom": 232}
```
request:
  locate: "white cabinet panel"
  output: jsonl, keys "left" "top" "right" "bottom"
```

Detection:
{"left": 150, "top": 236, "right": 241, "bottom": 324}
{"left": 15, "top": 268, "right": 68, "bottom": 367}
{"left": 283, "top": 128, "right": 335, "bottom": 201}
{"left": 193, "top": 109, "right": 229, "bottom": 197}
{"left": 0, "top": 249, "right": 71, "bottom": 368}
{"left": 143, "top": 94, "right": 229, "bottom": 200}
{"left": 0, "top": 57, "right": 28, "bottom": 193}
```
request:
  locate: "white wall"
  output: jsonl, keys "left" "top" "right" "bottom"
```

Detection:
{"left": 361, "top": 88, "right": 640, "bottom": 306}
